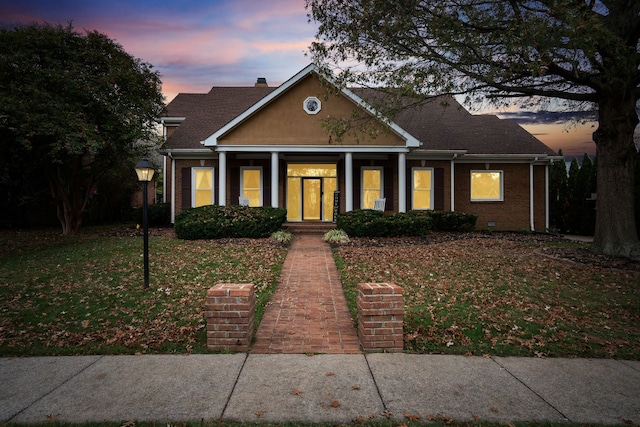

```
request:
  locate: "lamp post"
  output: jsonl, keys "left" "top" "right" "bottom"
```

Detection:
{"left": 135, "top": 158, "right": 155, "bottom": 289}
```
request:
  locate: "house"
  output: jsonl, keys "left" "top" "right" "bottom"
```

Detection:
{"left": 159, "top": 64, "right": 560, "bottom": 231}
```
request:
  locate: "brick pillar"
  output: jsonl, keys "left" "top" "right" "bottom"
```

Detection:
{"left": 357, "top": 283, "right": 404, "bottom": 352}
{"left": 205, "top": 283, "right": 255, "bottom": 352}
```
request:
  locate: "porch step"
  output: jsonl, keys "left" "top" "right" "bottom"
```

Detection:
{"left": 282, "top": 222, "right": 336, "bottom": 235}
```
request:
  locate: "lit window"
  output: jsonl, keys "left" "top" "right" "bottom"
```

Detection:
{"left": 241, "top": 167, "right": 262, "bottom": 207}
{"left": 362, "top": 168, "right": 382, "bottom": 209}
{"left": 471, "top": 171, "right": 503, "bottom": 201}
{"left": 413, "top": 168, "right": 433, "bottom": 209}
{"left": 192, "top": 167, "right": 214, "bottom": 207}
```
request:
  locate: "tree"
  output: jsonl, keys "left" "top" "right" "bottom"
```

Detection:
{"left": 307, "top": 0, "right": 640, "bottom": 258}
{"left": 0, "top": 23, "right": 164, "bottom": 235}
{"left": 549, "top": 150, "right": 569, "bottom": 232}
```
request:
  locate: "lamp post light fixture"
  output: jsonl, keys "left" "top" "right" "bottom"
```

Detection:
{"left": 135, "top": 158, "right": 155, "bottom": 289}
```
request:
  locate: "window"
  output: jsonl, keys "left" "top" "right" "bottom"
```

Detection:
{"left": 241, "top": 167, "right": 262, "bottom": 207}
{"left": 192, "top": 167, "right": 214, "bottom": 207}
{"left": 362, "top": 167, "right": 382, "bottom": 209}
{"left": 412, "top": 168, "right": 433, "bottom": 209}
{"left": 471, "top": 170, "right": 503, "bottom": 201}
{"left": 303, "top": 96, "right": 321, "bottom": 114}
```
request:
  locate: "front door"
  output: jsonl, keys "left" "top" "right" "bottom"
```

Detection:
{"left": 302, "top": 178, "right": 322, "bottom": 220}
{"left": 286, "top": 163, "right": 337, "bottom": 222}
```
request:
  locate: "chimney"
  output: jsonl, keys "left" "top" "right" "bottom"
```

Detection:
{"left": 255, "top": 77, "right": 268, "bottom": 87}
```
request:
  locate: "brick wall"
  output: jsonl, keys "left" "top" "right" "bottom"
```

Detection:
{"left": 204, "top": 283, "right": 255, "bottom": 352}
{"left": 357, "top": 283, "right": 404, "bottom": 352}
{"left": 455, "top": 163, "right": 532, "bottom": 230}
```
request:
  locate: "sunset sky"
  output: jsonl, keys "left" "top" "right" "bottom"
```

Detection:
{"left": 0, "top": 0, "right": 597, "bottom": 159}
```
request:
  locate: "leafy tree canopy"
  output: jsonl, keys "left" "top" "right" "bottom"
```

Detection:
{"left": 307, "top": 0, "right": 640, "bottom": 258}
{"left": 0, "top": 23, "right": 165, "bottom": 234}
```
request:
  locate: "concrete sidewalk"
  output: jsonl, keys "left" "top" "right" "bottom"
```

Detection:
{"left": 2, "top": 354, "right": 639, "bottom": 424}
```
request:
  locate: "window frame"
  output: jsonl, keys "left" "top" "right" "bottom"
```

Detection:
{"left": 240, "top": 166, "right": 263, "bottom": 207}
{"left": 191, "top": 167, "right": 215, "bottom": 207}
{"left": 361, "top": 166, "right": 383, "bottom": 209}
{"left": 470, "top": 170, "right": 504, "bottom": 202}
{"left": 412, "top": 167, "right": 434, "bottom": 210}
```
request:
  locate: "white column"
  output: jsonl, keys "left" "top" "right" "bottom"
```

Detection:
{"left": 450, "top": 156, "right": 456, "bottom": 211}
{"left": 398, "top": 152, "right": 406, "bottom": 212}
{"left": 345, "top": 152, "right": 353, "bottom": 211}
{"left": 271, "top": 152, "right": 279, "bottom": 208}
{"left": 218, "top": 151, "right": 226, "bottom": 206}
{"left": 530, "top": 162, "right": 535, "bottom": 231}
{"left": 170, "top": 157, "right": 176, "bottom": 223}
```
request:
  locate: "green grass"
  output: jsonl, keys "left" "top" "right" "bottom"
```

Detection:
{"left": 2, "top": 227, "right": 639, "bottom": 360}
{"left": 333, "top": 234, "right": 640, "bottom": 359}
{"left": 0, "top": 227, "right": 287, "bottom": 356}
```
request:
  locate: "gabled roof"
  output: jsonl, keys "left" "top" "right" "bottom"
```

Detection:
{"left": 388, "top": 96, "right": 558, "bottom": 156}
{"left": 202, "top": 64, "right": 420, "bottom": 147}
{"left": 162, "top": 87, "right": 276, "bottom": 150}
{"left": 162, "top": 65, "right": 558, "bottom": 157}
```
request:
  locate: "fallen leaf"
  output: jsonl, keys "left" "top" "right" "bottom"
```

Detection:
{"left": 255, "top": 410, "right": 265, "bottom": 417}
{"left": 351, "top": 385, "right": 361, "bottom": 390}
{"left": 330, "top": 400, "right": 341, "bottom": 408}
{"left": 404, "top": 413, "right": 420, "bottom": 421}
{"left": 45, "top": 414, "right": 59, "bottom": 423}
{"left": 292, "top": 389, "right": 302, "bottom": 396}
{"left": 326, "top": 371, "right": 335, "bottom": 376}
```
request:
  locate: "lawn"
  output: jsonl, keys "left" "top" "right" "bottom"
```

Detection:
{"left": 1, "top": 227, "right": 638, "bottom": 359}
{"left": 333, "top": 233, "right": 640, "bottom": 360}
{"left": 0, "top": 226, "right": 288, "bottom": 356}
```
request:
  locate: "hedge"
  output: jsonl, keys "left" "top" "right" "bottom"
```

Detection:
{"left": 175, "top": 205, "right": 287, "bottom": 240}
{"left": 336, "top": 209, "right": 433, "bottom": 237}
{"left": 336, "top": 209, "right": 478, "bottom": 237}
{"left": 428, "top": 211, "right": 478, "bottom": 232}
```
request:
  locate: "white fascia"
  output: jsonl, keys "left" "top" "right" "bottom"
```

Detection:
{"left": 201, "top": 64, "right": 420, "bottom": 148}
{"left": 454, "top": 154, "right": 556, "bottom": 164}
{"left": 214, "top": 145, "right": 411, "bottom": 153}
{"left": 407, "top": 149, "right": 467, "bottom": 160}
{"left": 161, "top": 148, "right": 217, "bottom": 160}
{"left": 160, "top": 117, "right": 186, "bottom": 126}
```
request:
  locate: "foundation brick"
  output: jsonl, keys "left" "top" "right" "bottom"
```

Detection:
{"left": 357, "top": 283, "right": 404, "bottom": 353}
{"left": 205, "top": 283, "right": 255, "bottom": 352}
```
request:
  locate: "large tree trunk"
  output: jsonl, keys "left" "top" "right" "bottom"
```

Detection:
{"left": 47, "top": 165, "right": 90, "bottom": 236}
{"left": 592, "top": 95, "right": 640, "bottom": 259}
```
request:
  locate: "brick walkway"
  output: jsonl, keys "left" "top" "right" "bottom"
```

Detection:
{"left": 251, "top": 234, "right": 361, "bottom": 354}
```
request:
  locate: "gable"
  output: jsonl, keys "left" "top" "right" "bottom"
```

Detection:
{"left": 213, "top": 72, "right": 406, "bottom": 147}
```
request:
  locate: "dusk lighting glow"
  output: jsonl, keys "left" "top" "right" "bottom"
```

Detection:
{"left": 0, "top": 0, "right": 598, "bottom": 159}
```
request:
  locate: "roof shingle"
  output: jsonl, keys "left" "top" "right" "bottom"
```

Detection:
{"left": 163, "top": 85, "right": 557, "bottom": 156}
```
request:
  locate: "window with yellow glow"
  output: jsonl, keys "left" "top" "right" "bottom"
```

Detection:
{"left": 241, "top": 167, "right": 262, "bottom": 207}
{"left": 412, "top": 168, "right": 433, "bottom": 209}
{"left": 192, "top": 167, "right": 214, "bottom": 207}
{"left": 362, "top": 168, "right": 382, "bottom": 209}
{"left": 471, "top": 171, "right": 503, "bottom": 201}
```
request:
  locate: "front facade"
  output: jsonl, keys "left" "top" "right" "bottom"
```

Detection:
{"left": 160, "top": 65, "right": 560, "bottom": 231}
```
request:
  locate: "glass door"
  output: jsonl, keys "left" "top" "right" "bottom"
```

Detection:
{"left": 302, "top": 178, "right": 322, "bottom": 220}
{"left": 286, "top": 164, "right": 337, "bottom": 222}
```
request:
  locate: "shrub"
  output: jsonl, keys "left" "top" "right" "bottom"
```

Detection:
{"left": 336, "top": 209, "right": 432, "bottom": 237}
{"left": 323, "top": 229, "right": 350, "bottom": 244}
{"left": 336, "top": 209, "right": 385, "bottom": 236}
{"left": 133, "top": 203, "right": 171, "bottom": 227}
{"left": 174, "top": 205, "right": 287, "bottom": 240}
{"left": 271, "top": 230, "right": 293, "bottom": 244}
{"left": 428, "top": 211, "right": 478, "bottom": 232}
